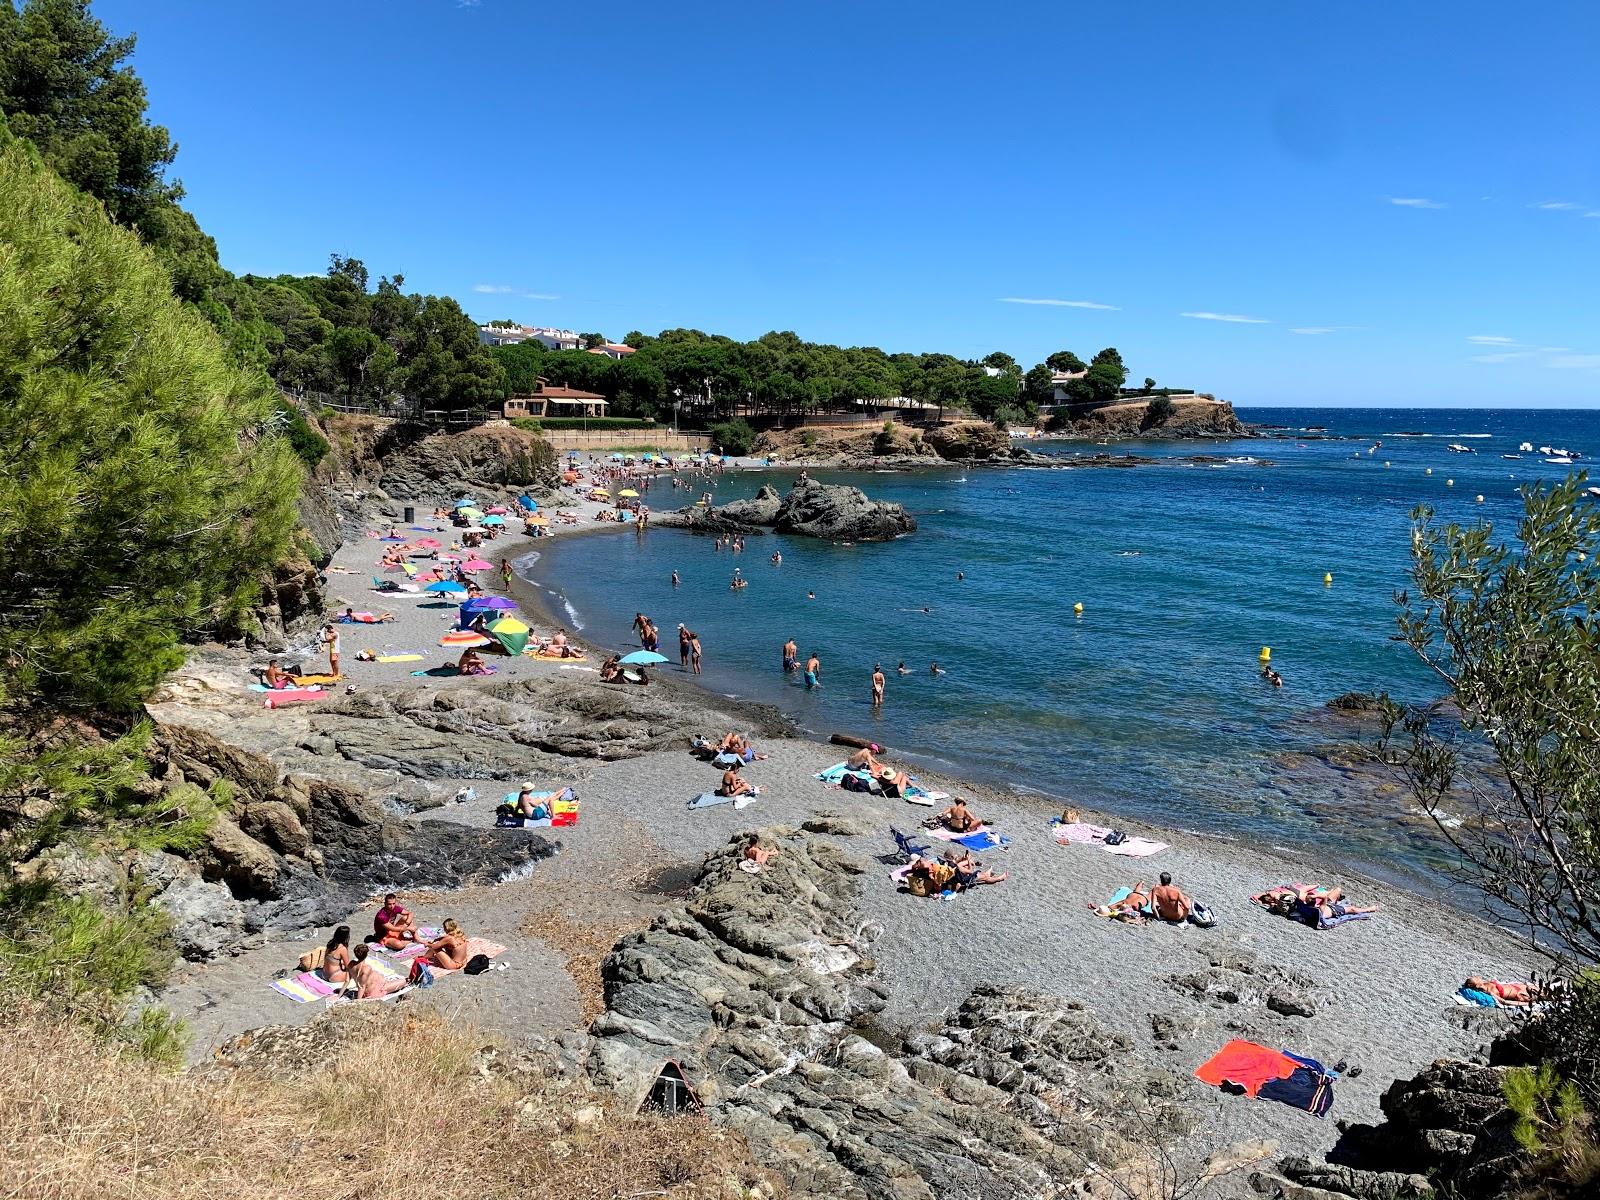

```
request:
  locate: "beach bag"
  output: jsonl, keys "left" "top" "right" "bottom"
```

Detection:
{"left": 840, "top": 772, "right": 874, "bottom": 793}
{"left": 408, "top": 959, "right": 434, "bottom": 988}
{"left": 1189, "top": 903, "right": 1217, "bottom": 928}
{"left": 298, "top": 945, "right": 326, "bottom": 972}
{"left": 1103, "top": 829, "right": 1128, "bottom": 847}
{"left": 463, "top": 954, "right": 491, "bottom": 976}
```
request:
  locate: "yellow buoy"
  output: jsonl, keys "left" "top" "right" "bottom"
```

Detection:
{"left": 1073, "top": 602, "right": 1083, "bottom": 616}
{"left": 1259, "top": 646, "right": 1271, "bottom": 662}
{"left": 1324, "top": 573, "right": 1333, "bottom": 586}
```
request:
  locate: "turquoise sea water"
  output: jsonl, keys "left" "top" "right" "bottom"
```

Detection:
{"left": 521, "top": 408, "right": 1600, "bottom": 890}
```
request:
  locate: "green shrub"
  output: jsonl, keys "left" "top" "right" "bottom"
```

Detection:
{"left": 800, "top": 430, "right": 820, "bottom": 449}
{"left": 510, "top": 417, "right": 543, "bottom": 433}
{"left": 1146, "top": 395, "right": 1177, "bottom": 424}
{"left": 280, "top": 406, "right": 329, "bottom": 467}
{"left": 709, "top": 418, "right": 757, "bottom": 455}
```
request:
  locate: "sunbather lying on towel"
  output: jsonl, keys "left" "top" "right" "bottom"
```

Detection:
{"left": 336, "top": 607, "right": 395, "bottom": 624}
{"left": 1255, "top": 884, "right": 1378, "bottom": 927}
{"left": 945, "top": 848, "right": 1007, "bottom": 889}
{"left": 1464, "top": 977, "right": 1550, "bottom": 1005}
{"left": 426, "top": 919, "right": 469, "bottom": 971}
{"left": 1107, "top": 880, "right": 1154, "bottom": 921}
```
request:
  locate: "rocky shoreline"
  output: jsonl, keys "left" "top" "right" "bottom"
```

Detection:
{"left": 105, "top": 429, "right": 1550, "bottom": 1199}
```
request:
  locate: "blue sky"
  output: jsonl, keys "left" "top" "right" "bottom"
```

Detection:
{"left": 98, "top": 0, "right": 1599, "bottom": 406}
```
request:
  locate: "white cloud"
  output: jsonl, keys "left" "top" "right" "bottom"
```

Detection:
{"left": 998, "top": 297, "right": 1119, "bottom": 310}
{"left": 1291, "top": 327, "right": 1337, "bottom": 335}
{"left": 1467, "top": 335, "right": 1516, "bottom": 345}
{"left": 1537, "top": 346, "right": 1572, "bottom": 354}
{"left": 1390, "top": 197, "right": 1445, "bottom": 209}
{"left": 1586, "top": 212, "right": 1600, "bottom": 219}
{"left": 1180, "top": 311, "right": 1270, "bottom": 324}
{"left": 1470, "top": 352, "right": 1534, "bottom": 363}
{"left": 472, "top": 284, "right": 560, "bottom": 300}
{"left": 1534, "top": 201, "right": 1583, "bottom": 211}
{"left": 1546, "top": 354, "right": 1600, "bottom": 369}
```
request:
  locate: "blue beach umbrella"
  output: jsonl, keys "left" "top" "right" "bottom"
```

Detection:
{"left": 453, "top": 497, "right": 477, "bottom": 509}
{"left": 620, "top": 650, "right": 668, "bottom": 666}
{"left": 424, "top": 580, "right": 467, "bottom": 594}
{"left": 517, "top": 495, "right": 536, "bottom": 510}
{"left": 481, "top": 515, "right": 506, "bottom": 526}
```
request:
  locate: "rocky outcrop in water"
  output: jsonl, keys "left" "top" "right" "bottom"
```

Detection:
{"left": 673, "top": 480, "right": 915, "bottom": 542}
{"left": 576, "top": 831, "right": 1197, "bottom": 1199}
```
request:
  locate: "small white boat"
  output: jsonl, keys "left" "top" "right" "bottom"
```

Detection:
{"left": 1225, "top": 456, "right": 1256, "bottom": 464}
{"left": 1586, "top": 487, "right": 1600, "bottom": 499}
{"left": 1520, "top": 442, "right": 1534, "bottom": 452}
{"left": 1502, "top": 453, "right": 1521, "bottom": 460}
{"left": 1447, "top": 443, "right": 1475, "bottom": 453}
{"left": 1545, "top": 456, "right": 1575, "bottom": 465}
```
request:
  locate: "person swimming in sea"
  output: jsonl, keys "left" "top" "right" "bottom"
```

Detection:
{"left": 956, "top": 571, "right": 965, "bottom": 580}
{"left": 806, "top": 590, "right": 815, "bottom": 600}
{"left": 1262, "top": 665, "right": 1283, "bottom": 687}
{"left": 896, "top": 661, "right": 910, "bottom": 675}
{"left": 771, "top": 550, "right": 781, "bottom": 565}
{"left": 930, "top": 661, "right": 945, "bottom": 676}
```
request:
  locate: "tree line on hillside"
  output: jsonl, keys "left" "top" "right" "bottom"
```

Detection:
{"left": 492, "top": 333, "right": 1129, "bottom": 426}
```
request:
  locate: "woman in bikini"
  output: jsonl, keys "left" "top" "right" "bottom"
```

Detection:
{"left": 426, "top": 919, "right": 469, "bottom": 971}
{"left": 317, "top": 925, "right": 353, "bottom": 984}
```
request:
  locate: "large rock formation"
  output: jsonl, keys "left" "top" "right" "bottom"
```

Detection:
{"left": 924, "top": 420, "right": 1015, "bottom": 461}
{"left": 580, "top": 832, "right": 1197, "bottom": 1199}
{"left": 1055, "top": 398, "right": 1248, "bottom": 440}
{"left": 683, "top": 480, "right": 915, "bottom": 542}
{"left": 320, "top": 415, "right": 559, "bottom": 508}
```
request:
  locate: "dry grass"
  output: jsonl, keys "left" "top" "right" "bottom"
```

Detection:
{"left": 3, "top": 999, "right": 781, "bottom": 1200}
{"left": 519, "top": 868, "right": 661, "bottom": 1023}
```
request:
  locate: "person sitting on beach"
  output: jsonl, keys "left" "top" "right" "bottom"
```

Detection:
{"left": 846, "top": 744, "right": 883, "bottom": 773}
{"left": 743, "top": 834, "right": 780, "bottom": 867}
{"left": 1150, "top": 872, "right": 1193, "bottom": 923}
{"left": 374, "top": 894, "right": 418, "bottom": 950}
{"left": 348, "top": 944, "right": 400, "bottom": 1000}
{"left": 599, "top": 655, "right": 622, "bottom": 683}
{"left": 717, "top": 760, "right": 757, "bottom": 798}
{"left": 549, "top": 627, "right": 571, "bottom": 654}
{"left": 877, "top": 764, "right": 911, "bottom": 797}
{"left": 938, "top": 797, "right": 981, "bottom": 834}
{"left": 457, "top": 647, "right": 488, "bottom": 675}
{"left": 945, "top": 848, "right": 1008, "bottom": 890}
{"left": 262, "top": 659, "right": 291, "bottom": 689}
{"left": 317, "top": 925, "right": 353, "bottom": 984}
{"left": 425, "top": 919, "right": 469, "bottom": 971}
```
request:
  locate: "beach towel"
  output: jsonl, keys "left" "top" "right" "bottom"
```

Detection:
{"left": 1053, "top": 821, "right": 1114, "bottom": 845}
{"left": 426, "top": 937, "right": 505, "bottom": 977}
{"left": 411, "top": 666, "right": 462, "bottom": 677}
{"left": 1090, "top": 886, "right": 1153, "bottom": 919}
{"left": 903, "top": 784, "right": 947, "bottom": 806}
{"left": 1319, "top": 911, "right": 1374, "bottom": 930}
{"left": 1103, "top": 837, "right": 1168, "bottom": 857}
{"left": 688, "top": 791, "right": 756, "bottom": 810}
{"left": 248, "top": 682, "right": 303, "bottom": 692}
{"left": 1456, "top": 986, "right": 1498, "bottom": 1007}
{"left": 263, "top": 689, "right": 328, "bottom": 707}
{"left": 1195, "top": 1040, "right": 1299, "bottom": 1096}
{"left": 376, "top": 654, "right": 423, "bottom": 663}
{"left": 292, "top": 673, "right": 341, "bottom": 686}
{"left": 270, "top": 970, "right": 344, "bottom": 1003}
{"left": 954, "top": 830, "right": 1011, "bottom": 851}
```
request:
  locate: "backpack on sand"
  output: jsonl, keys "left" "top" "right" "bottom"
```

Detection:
{"left": 1188, "top": 903, "right": 1217, "bottom": 928}
{"left": 463, "top": 954, "right": 491, "bottom": 976}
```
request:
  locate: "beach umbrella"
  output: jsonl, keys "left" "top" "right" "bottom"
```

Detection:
{"left": 458, "top": 507, "right": 484, "bottom": 520}
{"left": 620, "top": 650, "right": 668, "bottom": 666}
{"left": 517, "top": 494, "right": 535, "bottom": 509}
{"left": 481, "top": 515, "right": 506, "bottom": 526}
{"left": 461, "top": 558, "right": 494, "bottom": 571}
{"left": 487, "top": 615, "right": 530, "bottom": 656}
{"left": 424, "top": 580, "right": 466, "bottom": 594}
{"left": 485, "top": 505, "right": 509, "bottom": 516}
{"left": 453, "top": 498, "right": 477, "bottom": 509}
{"left": 610, "top": 453, "right": 624, "bottom": 462}
{"left": 462, "top": 596, "right": 517, "bottom": 613}
{"left": 441, "top": 630, "right": 492, "bottom": 648}
{"left": 617, "top": 488, "right": 639, "bottom": 498}
{"left": 525, "top": 514, "right": 550, "bottom": 526}
{"left": 415, "top": 537, "right": 442, "bottom": 549}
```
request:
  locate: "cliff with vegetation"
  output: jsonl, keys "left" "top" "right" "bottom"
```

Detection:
{"left": 1052, "top": 396, "right": 1248, "bottom": 440}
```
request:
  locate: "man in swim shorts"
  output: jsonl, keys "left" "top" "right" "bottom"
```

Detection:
{"left": 804, "top": 652, "right": 821, "bottom": 689}
{"left": 782, "top": 637, "right": 798, "bottom": 673}
{"left": 1150, "top": 872, "right": 1192, "bottom": 922}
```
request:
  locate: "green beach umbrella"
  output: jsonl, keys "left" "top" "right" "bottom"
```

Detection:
{"left": 488, "top": 615, "right": 531, "bottom": 656}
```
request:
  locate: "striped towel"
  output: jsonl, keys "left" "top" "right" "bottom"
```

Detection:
{"left": 270, "top": 970, "right": 342, "bottom": 1004}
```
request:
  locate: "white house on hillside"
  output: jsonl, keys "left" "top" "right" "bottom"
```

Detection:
{"left": 476, "top": 324, "right": 581, "bottom": 351}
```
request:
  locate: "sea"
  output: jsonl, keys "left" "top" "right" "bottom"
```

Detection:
{"left": 519, "top": 407, "right": 1600, "bottom": 892}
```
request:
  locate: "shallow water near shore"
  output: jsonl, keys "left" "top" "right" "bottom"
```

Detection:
{"left": 522, "top": 406, "right": 1600, "bottom": 893}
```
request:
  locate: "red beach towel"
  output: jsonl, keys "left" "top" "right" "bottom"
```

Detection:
{"left": 1195, "top": 1039, "right": 1299, "bottom": 1097}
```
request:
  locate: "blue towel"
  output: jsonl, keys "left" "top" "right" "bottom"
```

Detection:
{"left": 1458, "top": 986, "right": 1498, "bottom": 1007}
{"left": 955, "top": 831, "right": 1010, "bottom": 851}
{"left": 688, "top": 791, "right": 737, "bottom": 810}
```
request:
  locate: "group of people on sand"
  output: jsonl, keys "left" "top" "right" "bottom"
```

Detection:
{"left": 306, "top": 895, "right": 473, "bottom": 1000}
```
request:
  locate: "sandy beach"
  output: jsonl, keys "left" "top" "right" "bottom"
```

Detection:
{"left": 154, "top": 458, "right": 1542, "bottom": 1164}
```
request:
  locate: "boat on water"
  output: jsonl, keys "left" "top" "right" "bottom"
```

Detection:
{"left": 1502, "top": 453, "right": 1522, "bottom": 460}
{"left": 1545, "top": 457, "right": 1575, "bottom": 465}
{"left": 1447, "top": 443, "right": 1475, "bottom": 453}
{"left": 1587, "top": 487, "right": 1600, "bottom": 499}
{"left": 1225, "top": 456, "right": 1256, "bottom": 464}
{"left": 1520, "top": 442, "right": 1534, "bottom": 452}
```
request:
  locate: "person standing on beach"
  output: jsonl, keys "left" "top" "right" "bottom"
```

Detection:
{"left": 782, "top": 638, "right": 798, "bottom": 673}
{"left": 633, "top": 612, "right": 649, "bottom": 643}
{"left": 322, "top": 623, "right": 341, "bottom": 677}
{"left": 690, "top": 630, "right": 703, "bottom": 675}
{"left": 501, "top": 558, "right": 513, "bottom": 589}
{"left": 805, "top": 652, "right": 821, "bottom": 689}
{"left": 678, "top": 623, "right": 692, "bottom": 669}
{"left": 871, "top": 664, "right": 885, "bottom": 707}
